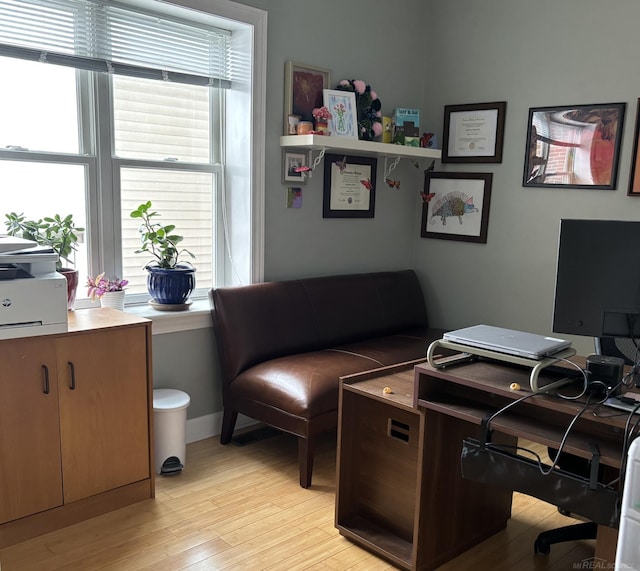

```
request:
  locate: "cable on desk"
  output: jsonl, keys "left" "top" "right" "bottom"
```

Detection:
{"left": 482, "top": 392, "right": 596, "bottom": 476}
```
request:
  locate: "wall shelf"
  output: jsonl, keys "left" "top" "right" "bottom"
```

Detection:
{"left": 281, "top": 135, "right": 441, "bottom": 179}
{"left": 280, "top": 135, "right": 441, "bottom": 160}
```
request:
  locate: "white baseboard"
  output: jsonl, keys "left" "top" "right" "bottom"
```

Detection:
{"left": 185, "top": 412, "right": 258, "bottom": 444}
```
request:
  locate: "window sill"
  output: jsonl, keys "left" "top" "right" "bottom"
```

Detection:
{"left": 124, "top": 297, "right": 212, "bottom": 335}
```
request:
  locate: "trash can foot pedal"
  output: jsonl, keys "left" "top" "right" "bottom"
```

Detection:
{"left": 160, "top": 456, "right": 184, "bottom": 475}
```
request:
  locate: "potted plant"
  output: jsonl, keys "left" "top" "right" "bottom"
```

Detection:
{"left": 4, "top": 212, "right": 84, "bottom": 309}
{"left": 130, "top": 201, "right": 196, "bottom": 307}
{"left": 86, "top": 273, "right": 128, "bottom": 311}
{"left": 312, "top": 106, "right": 332, "bottom": 134}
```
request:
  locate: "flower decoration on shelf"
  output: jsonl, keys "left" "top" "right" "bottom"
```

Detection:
{"left": 312, "top": 106, "right": 332, "bottom": 121}
{"left": 86, "top": 272, "right": 129, "bottom": 301}
{"left": 335, "top": 79, "right": 382, "bottom": 141}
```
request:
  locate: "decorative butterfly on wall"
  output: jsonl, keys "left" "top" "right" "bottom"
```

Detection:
{"left": 294, "top": 165, "right": 312, "bottom": 173}
{"left": 421, "top": 160, "right": 436, "bottom": 202}
{"left": 334, "top": 156, "right": 347, "bottom": 173}
{"left": 385, "top": 178, "right": 400, "bottom": 189}
{"left": 360, "top": 179, "right": 374, "bottom": 191}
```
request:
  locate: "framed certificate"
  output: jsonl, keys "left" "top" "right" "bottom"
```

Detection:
{"left": 322, "top": 153, "right": 377, "bottom": 218}
{"left": 442, "top": 101, "right": 506, "bottom": 163}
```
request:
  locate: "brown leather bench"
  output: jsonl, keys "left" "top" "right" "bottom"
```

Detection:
{"left": 209, "top": 270, "right": 445, "bottom": 487}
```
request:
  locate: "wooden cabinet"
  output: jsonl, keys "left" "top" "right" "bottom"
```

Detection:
{"left": 0, "top": 309, "right": 154, "bottom": 548}
{"left": 336, "top": 360, "right": 428, "bottom": 571}
{"left": 0, "top": 337, "right": 63, "bottom": 524}
{"left": 336, "top": 359, "right": 513, "bottom": 571}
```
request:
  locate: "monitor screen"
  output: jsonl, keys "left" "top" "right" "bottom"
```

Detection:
{"left": 553, "top": 219, "right": 640, "bottom": 339}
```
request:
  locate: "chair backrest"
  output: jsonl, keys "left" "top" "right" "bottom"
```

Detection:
{"left": 594, "top": 337, "right": 638, "bottom": 365}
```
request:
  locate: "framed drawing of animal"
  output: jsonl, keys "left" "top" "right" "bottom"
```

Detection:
{"left": 420, "top": 171, "right": 492, "bottom": 243}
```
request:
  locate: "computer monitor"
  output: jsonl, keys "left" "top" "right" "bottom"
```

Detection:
{"left": 553, "top": 219, "right": 640, "bottom": 339}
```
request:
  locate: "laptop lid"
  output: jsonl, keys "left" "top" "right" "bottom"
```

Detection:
{"left": 442, "top": 324, "right": 572, "bottom": 360}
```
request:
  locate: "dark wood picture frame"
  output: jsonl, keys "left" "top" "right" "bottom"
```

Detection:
{"left": 323, "top": 153, "right": 377, "bottom": 218}
{"left": 283, "top": 61, "right": 330, "bottom": 135}
{"left": 442, "top": 101, "right": 506, "bottom": 163}
{"left": 628, "top": 98, "right": 640, "bottom": 196}
{"left": 523, "top": 102, "right": 625, "bottom": 190}
{"left": 421, "top": 172, "right": 492, "bottom": 243}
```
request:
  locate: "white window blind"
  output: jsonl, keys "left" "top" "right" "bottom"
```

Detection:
{"left": 0, "top": 0, "right": 232, "bottom": 86}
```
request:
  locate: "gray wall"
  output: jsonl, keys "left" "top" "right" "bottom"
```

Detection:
{"left": 159, "top": 0, "right": 640, "bottom": 421}
{"left": 418, "top": 0, "right": 640, "bottom": 355}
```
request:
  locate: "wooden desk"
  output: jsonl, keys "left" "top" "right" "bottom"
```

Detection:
{"left": 335, "top": 358, "right": 623, "bottom": 570}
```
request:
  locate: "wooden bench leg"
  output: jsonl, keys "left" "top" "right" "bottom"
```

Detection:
{"left": 220, "top": 409, "right": 238, "bottom": 444}
{"left": 299, "top": 436, "right": 314, "bottom": 488}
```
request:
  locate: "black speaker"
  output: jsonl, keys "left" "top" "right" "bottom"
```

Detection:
{"left": 586, "top": 354, "right": 625, "bottom": 396}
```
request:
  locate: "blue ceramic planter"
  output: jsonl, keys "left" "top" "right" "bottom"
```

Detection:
{"left": 146, "top": 263, "right": 196, "bottom": 305}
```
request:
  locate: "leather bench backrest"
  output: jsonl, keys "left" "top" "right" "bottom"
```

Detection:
{"left": 210, "top": 270, "right": 428, "bottom": 384}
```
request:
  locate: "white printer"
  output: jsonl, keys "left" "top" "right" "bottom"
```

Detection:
{"left": 0, "top": 235, "right": 68, "bottom": 340}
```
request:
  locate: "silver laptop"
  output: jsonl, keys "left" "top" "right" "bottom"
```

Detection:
{"left": 442, "top": 324, "right": 572, "bottom": 360}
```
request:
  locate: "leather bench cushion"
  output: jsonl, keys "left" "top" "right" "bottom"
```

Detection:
{"left": 210, "top": 270, "right": 428, "bottom": 382}
{"left": 230, "top": 331, "right": 434, "bottom": 419}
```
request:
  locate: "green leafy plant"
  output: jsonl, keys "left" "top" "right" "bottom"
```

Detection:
{"left": 4, "top": 212, "right": 84, "bottom": 271}
{"left": 130, "top": 201, "right": 195, "bottom": 269}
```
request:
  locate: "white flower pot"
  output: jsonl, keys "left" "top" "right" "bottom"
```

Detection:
{"left": 100, "top": 290, "right": 125, "bottom": 311}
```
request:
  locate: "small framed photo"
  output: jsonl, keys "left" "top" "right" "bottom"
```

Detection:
{"left": 323, "top": 89, "right": 358, "bottom": 138}
{"left": 421, "top": 172, "right": 492, "bottom": 243}
{"left": 323, "top": 153, "right": 377, "bottom": 218}
{"left": 442, "top": 101, "right": 506, "bottom": 163}
{"left": 282, "top": 150, "right": 308, "bottom": 185}
{"left": 284, "top": 62, "right": 330, "bottom": 135}
{"left": 629, "top": 99, "right": 640, "bottom": 196}
{"left": 523, "top": 102, "right": 625, "bottom": 189}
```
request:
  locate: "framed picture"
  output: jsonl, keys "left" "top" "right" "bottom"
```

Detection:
{"left": 323, "top": 153, "right": 377, "bottom": 218}
{"left": 442, "top": 101, "right": 506, "bottom": 163}
{"left": 282, "top": 150, "right": 308, "bottom": 185}
{"left": 421, "top": 172, "right": 492, "bottom": 243}
{"left": 283, "top": 62, "right": 330, "bottom": 135}
{"left": 323, "top": 89, "right": 358, "bottom": 138}
{"left": 523, "top": 102, "right": 625, "bottom": 190}
{"left": 628, "top": 99, "right": 640, "bottom": 196}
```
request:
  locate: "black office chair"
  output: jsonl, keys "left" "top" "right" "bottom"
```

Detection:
{"left": 595, "top": 337, "right": 638, "bottom": 368}
{"left": 533, "top": 453, "right": 599, "bottom": 554}
{"left": 533, "top": 336, "right": 635, "bottom": 555}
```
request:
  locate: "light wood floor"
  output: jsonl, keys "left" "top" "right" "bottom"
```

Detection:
{"left": 0, "top": 431, "right": 597, "bottom": 570}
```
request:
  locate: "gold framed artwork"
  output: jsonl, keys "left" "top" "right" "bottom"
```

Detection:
{"left": 283, "top": 62, "right": 330, "bottom": 135}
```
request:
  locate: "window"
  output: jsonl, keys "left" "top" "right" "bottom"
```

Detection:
{"left": 0, "top": 0, "right": 266, "bottom": 307}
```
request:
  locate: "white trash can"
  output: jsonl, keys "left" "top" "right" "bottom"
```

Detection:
{"left": 153, "top": 388, "right": 191, "bottom": 475}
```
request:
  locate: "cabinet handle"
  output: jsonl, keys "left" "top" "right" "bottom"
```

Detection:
{"left": 42, "top": 365, "right": 50, "bottom": 394}
{"left": 68, "top": 361, "right": 76, "bottom": 390}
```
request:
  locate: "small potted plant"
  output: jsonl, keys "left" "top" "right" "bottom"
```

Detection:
{"left": 4, "top": 212, "right": 84, "bottom": 309}
{"left": 312, "top": 106, "right": 332, "bottom": 134}
{"left": 130, "top": 201, "right": 196, "bottom": 307}
{"left": 86, "top": 273, "right": 128, "bottom": 311}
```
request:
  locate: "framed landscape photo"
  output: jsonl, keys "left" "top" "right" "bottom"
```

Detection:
{"left": 523, "top": 102, "right": 625, "bottom": 190}
{"left": 323, "top": 89, "right": 358, "bottom": 138}
{"left": 323, "top": 153, "right": 377, "bottom": 218}
{"left": 421, "top": 172, "right": 492, "bottom": 243}
{"left": 283, "top": 62, "right": 330, "bottom": 135}
{"left": 442, "top": 101, "right": 506, "bottom": 163}
{"left": 282, "top": 150, "right": 308, "bottom": 185}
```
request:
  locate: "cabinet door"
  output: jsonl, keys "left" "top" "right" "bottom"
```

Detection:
{"left": 56, "top": 326, "right": 150, "bottom": 503}
{"left": 0, "top": 337, "right": 63, "bottom": 524}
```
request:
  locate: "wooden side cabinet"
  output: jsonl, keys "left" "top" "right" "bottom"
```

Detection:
{"left": 336, "top": 360, "right": 427, "bottom": 571}
{"left": 0, "top": 309, "right": 154, "bottom": 548}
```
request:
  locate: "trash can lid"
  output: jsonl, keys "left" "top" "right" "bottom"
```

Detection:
{"left": 153, "top": 388, "right": 191, "bottom": 411}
